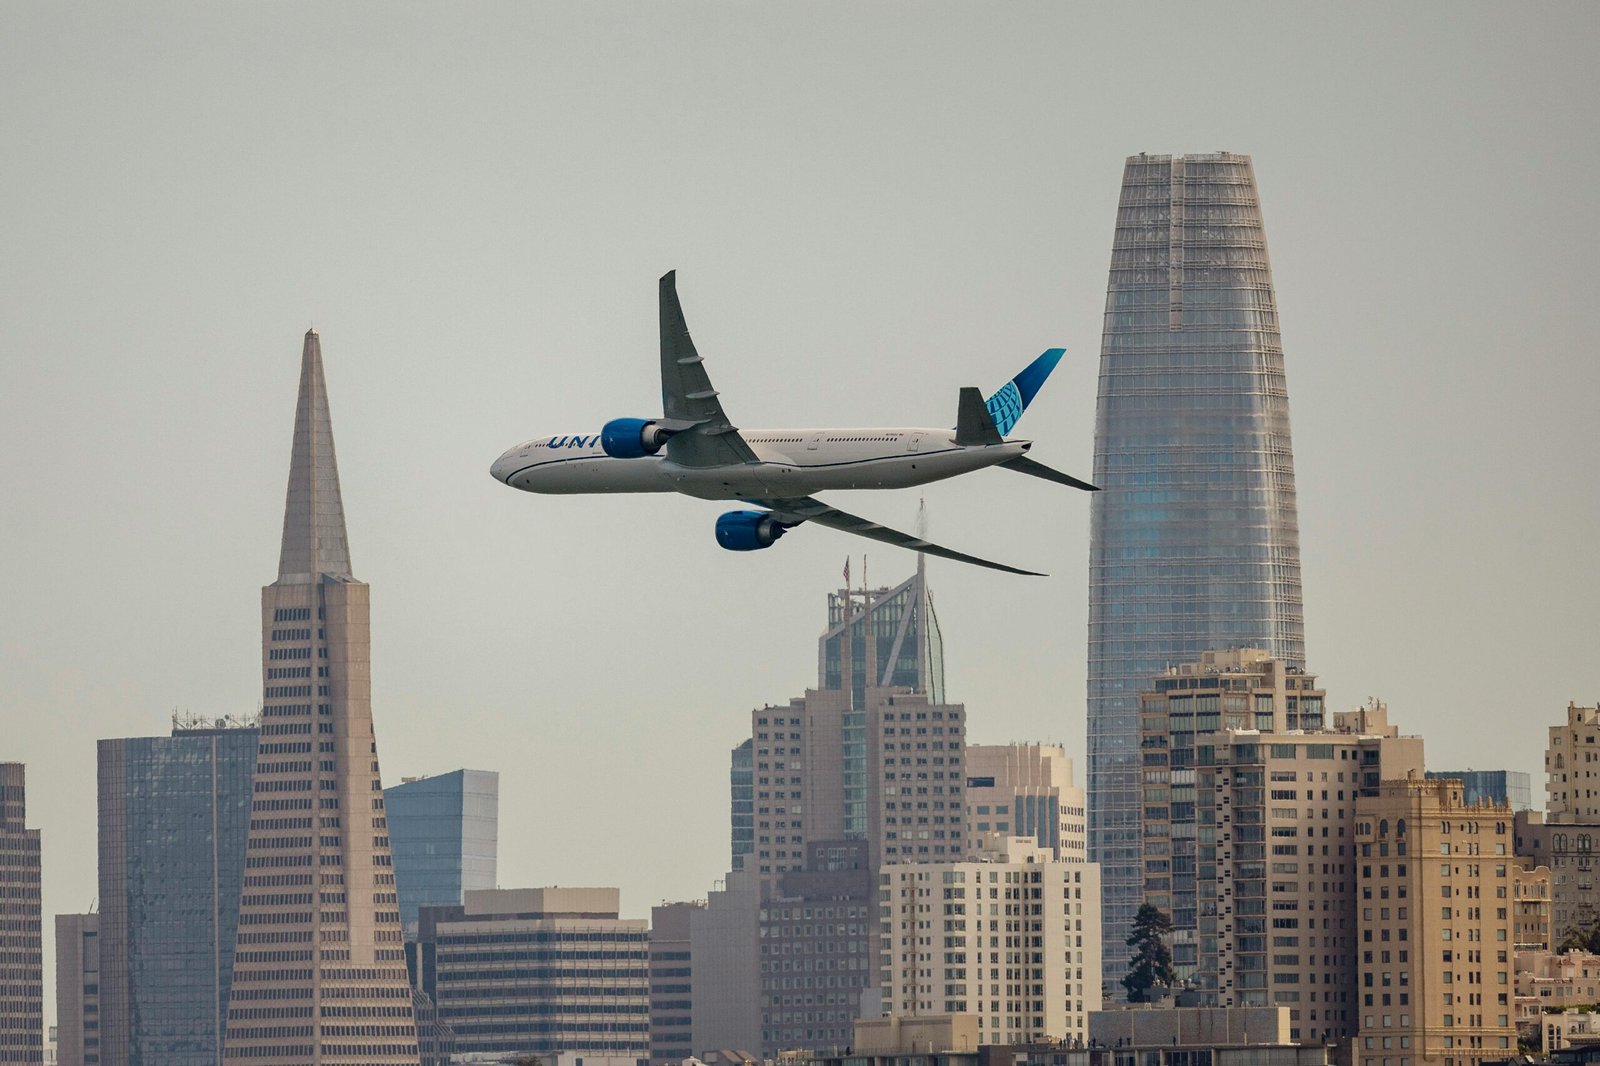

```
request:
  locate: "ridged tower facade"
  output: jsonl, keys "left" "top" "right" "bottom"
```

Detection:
{"left": 224, "top": 331, "right": 420, "bottom": 1064}
{"left": 1087, "top": 153, "right": 1306, "bottom": 985}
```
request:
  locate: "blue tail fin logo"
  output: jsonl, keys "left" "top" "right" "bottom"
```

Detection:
{"left": 984, "top": 348, "right": 1064, "bottom": 436}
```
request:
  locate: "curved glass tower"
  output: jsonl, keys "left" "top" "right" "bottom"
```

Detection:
{"left": 1087, "top": 152, "right": 1306, "bottom": 984}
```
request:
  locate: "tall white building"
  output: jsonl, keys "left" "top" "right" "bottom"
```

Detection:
{"left": 877, "top": 842, "right": 1101, "bottom": 1045}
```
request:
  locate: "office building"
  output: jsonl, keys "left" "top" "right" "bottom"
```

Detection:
{"left": 690, "top": 869, "right": 762, "bottom": 1055}
{"left": 748, "top": 565, "right": 963, "bottom": 883}
{"left": 413, "top": 888, "right": 648, "bottom": 1060}
{"left": 1088, "top": 152, "right": 1307, "bottom": 980}
{"left": 758, "top": 840, "right": 875, "bottom": 1054}
{"left": 877, "top": 841, "right": 1102, "bottom": 1045}
{"left": 1427, "top": 770, "right": 1533, "bottom": 813}
{"left": 384, "top": 769, "right": 499, "bottom": 932}
{"left": 96, "top": 718, "right": 256, "bottom": 1066}
{"left": 1354, "top": 777, "right": 1516, "bottom": 1066}
{"left": 1139, "top": 650, "right": 1325, "bottom": 980}
{"left": 1195, "top": 705, "right": 1424, "bottom": 1043}
{"left": 54, "top": 914, "right": 99, "bottom": 1066}
{"left": 650, "top": 902, "right": 701, "bottom": 1066}
{"left": 222, "top": 330, "right": 419, "bottom": 1065}
{"left": 0, "top": 764, "right": 42, "bottom": 1066}
{"left": 965, "top": 743, "right": 1087, "bottom": 862}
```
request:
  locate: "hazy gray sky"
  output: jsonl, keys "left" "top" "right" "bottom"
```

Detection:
{"left": 4, "top": 2, "right": 1597, "bottom": 1022}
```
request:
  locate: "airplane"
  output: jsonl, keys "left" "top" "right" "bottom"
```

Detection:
{"left": 489, "top": 271, "right": 1097, "bottom": 575}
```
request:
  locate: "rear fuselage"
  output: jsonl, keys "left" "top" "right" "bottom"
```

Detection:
{"left": 491, "top": 428, "right": 1031, "bottom": 501}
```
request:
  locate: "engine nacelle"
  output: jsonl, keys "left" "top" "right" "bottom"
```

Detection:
{"left": 600, "top": 417, "right": 672, "bottom": 458}
{"left": 715, "top": 510, "right": 788, "bottom": 552}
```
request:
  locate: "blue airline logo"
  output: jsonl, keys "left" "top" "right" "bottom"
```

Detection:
{"left": 545, "top": 434, "right": 601, "bottom": 449}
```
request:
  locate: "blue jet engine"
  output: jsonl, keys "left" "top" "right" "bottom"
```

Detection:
{"left": 716, "top": 510, "right": 788, "bottom": 552}
{"left": 600, "top": 417, "right": 672, "bottom": 458}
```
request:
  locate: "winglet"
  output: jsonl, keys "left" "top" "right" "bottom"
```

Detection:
{"left": 955, "top": 387, "right": 1004, "bottom": 446}
{"left": 985, "top": 348, "right": 1064, "bottom": 436}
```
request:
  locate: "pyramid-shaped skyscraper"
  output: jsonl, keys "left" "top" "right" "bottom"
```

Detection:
{"left": 225, "top": 331, "right": 420, "bottom": 1065}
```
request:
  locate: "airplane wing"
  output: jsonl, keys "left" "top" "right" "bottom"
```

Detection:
{"left": 746, "top": 495, "right": 1045, "bottom": 577}
{"left": 659, "top": 271, "right": 760, "bottom": 468}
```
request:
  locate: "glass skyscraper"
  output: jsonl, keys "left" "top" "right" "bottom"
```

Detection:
{"left": 1088, "top": 152, "right": 1306, "bottom": 983}
{"left": 96, "top": 720, "right": 257, "bottom": 1066}
{"left": 383, "top": 770, "right": 499, "bottom": 933}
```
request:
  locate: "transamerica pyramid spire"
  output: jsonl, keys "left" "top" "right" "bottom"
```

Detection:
{"left": 226, "top": 331, "right": 420, "bottom": 1066}
{"left": 277, "top": 328, "right": 353, "bottom": 583}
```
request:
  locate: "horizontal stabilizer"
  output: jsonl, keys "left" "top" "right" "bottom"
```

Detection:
{"left": 998, "top": 454, "right": 1099, "bottom": 492}
{"left": 954, "top": 386, "right": 1003, "bottom": 446}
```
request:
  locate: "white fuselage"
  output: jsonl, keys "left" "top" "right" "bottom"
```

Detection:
{"left": 490, "top": 428, "right": 1032, "bottom": 501}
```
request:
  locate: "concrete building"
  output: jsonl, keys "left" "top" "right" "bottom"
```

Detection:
{"left": 1087, "top": 151, "right": 1309, "bottom": 984}
{"left": 690, "top": 869, "right": 762, "bottom": 1055}
{"left": 1515, "top": 705, "right": 1600, "bottom": 944}
{"left": 0, "top": 764, "right": 42, "bottom": 1066}
{"left": 877, "top": 842, "right": 1102, "bottom": 1045}
{"left": 1139, "top": 649, "right": 1326, "bottom": 980}
{"left": 1195, "top": 704, "right": 1425, "bottom": 1044}
{"left": 53, "top": 915, "right": 98, "bottom": 1066}
{"left": 413, "top": 887, "right": 648, "bottom": 1061}
{"left": 1353, "top": 777, "right": 1516, "bottom": 1066}
{"left": 650, "top": 901, "right": 701, "bottom": 1066}
{"left": 1515, "top": 864, "right": 1555, "bottom": 954}
{"left": 96, "top": 717, "right": 257, "bottom": 1066}
{"left": 1547, "top": 704, "right": 1600, "bottom": 820}
{"left": 384, "top": 769, "right": 499, "bottom": 933}
{"left": 965, "top": 744, "right": 1086, "bottom": 862}
{"left": 759, "top": 840, "right": 875, "bottom": 1054}
{"left": 1426, "top": 771, "right": 1533, "bottom": 813}
{"left": 222, "top": 331, "right": 419, "bottom": 1065}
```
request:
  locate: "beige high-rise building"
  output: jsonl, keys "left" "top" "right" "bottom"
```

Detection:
{"left": 53, "top": 914, "right": 98, "bottom": 1066}
{"left": 877, "top": 841, "right": 1102, "bottom": 1045}
{"left": 223, "top": 331, "right": 419, "bottom": 1066}
{"left": 965, "top": 744, "right": 1086, "bottom": 862}
{"left": 1196, "top": 704, "right": 1424, "bottom": 1044}
{"left": 1140, "top": 649, "right": 1327, "bottom": 981}
{"left": 1512, "top": 704, "right": 1600, "bottom": 943}
{"left": 1353, "top": 777, "right": 1515, "bottom": 1066}
{"left": 1545, "top": 703, "right": 1600, "bottom": 820}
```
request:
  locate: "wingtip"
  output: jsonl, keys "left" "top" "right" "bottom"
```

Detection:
{"left": 660, "top": 269, "right": 677, "bottom": 286}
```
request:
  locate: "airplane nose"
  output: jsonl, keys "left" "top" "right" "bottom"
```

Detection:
{"left": 490, "top": 450, "right": 513, "bottom": 484}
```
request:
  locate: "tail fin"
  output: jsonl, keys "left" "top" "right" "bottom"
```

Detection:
{"left": 984, "top": 348, "right": 1064, "bottom": 436}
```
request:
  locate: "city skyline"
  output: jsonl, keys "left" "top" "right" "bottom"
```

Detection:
{"left": 4, "top": 2, "right": 1597, "bottom": 1033}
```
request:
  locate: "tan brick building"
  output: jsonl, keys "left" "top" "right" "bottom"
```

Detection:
{"left": 1353, "top": 777, "right": 1515, "bottom": 1066}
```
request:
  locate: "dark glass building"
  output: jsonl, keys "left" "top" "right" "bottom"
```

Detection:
{"left": 96, "top": 719, "right": 257, "bottom": 1066}
{"left": 1088, "top": 152, "right": 1307, "bottom": 983}
{"left": 383, "top": 770, "right": 499, "bottom": 933}
{"left": 1426, "top": 768, "right": 1533, "bottom": 811}
{"left": 730, "top": 739, "right": 754, "bottom": 871}
{"left": 0, "top": 763, "right": 42, "bottom": 1066}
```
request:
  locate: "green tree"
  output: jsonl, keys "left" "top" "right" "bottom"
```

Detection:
{"left": 1123, "top": 903, "right": 1176, "bottom": 1003}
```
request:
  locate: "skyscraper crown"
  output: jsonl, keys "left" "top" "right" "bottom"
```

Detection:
{"left": 276, "top": 329, "right": 353, "bottom": 583}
